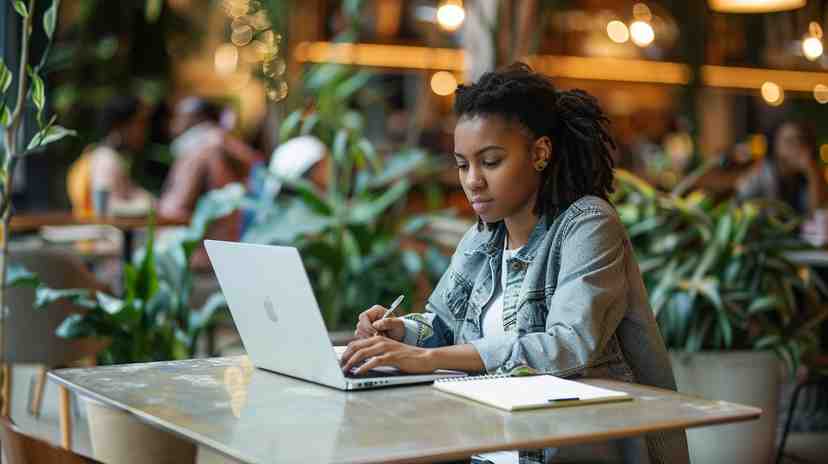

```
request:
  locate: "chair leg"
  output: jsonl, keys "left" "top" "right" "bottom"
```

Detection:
{"left": 58, "top": 385, "right": 72, "bottom": 450}
{"left": 776, "top": 381, "right": 807, "bottom": 464}
{"left": 28, "top": 367, "right": 47, "bottom": 417}
{"left": 1, "top": 363, "right": 11, "bottom": 417}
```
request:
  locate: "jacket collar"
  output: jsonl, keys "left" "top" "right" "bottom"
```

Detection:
{"left": 465, "top": 215, "right": 551, "bottom": 263}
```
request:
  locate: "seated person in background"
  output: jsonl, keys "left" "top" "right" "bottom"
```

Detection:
{"left": 68, "top": 96, "right": 154, "bottom": 217}
{"left": 737, "top": 120, "right": 827, "bottom": 216}
{"left": 340, "top": 63, "right": 688, "bottom": 464}
{"left": 159, "top": 97, "right": 262, "bottom": 270}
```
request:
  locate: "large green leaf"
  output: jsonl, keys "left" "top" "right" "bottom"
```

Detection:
{"left": 55, "top": 314, "right": 94, "bottom": 338}
{"left": 43, "top": 0, "right": 60, "bottom": 39}
{"left": 34, "top": 288, "right": 93, "bottom": 309}
{"left": 7, "top": 264, "right": 39, "bottom": 288}
{"left": 279, "top": 110, "right": 302, "bottom": 142}
{"left": 13, "top": 0, "right": 28, "bottom": 17}
{"left": 0, "top": 59, "right": 11, "bottom": 94}
{"left": 27, "top": 67, "right": 45, "bottom": 116}
{"left": 346, "top": 179, "right": 410, "bottom": 224}
{"left": 26, "top": 125, "right": 76, "bottom": 151}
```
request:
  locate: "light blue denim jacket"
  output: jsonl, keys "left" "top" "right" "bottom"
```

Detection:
{"left": 402, "top": 196, "right": 689, "bottom": 464}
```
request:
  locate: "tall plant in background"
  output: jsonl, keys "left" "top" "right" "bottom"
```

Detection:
{"left": 1, "top": 0, "right": 74, "bottom": 413}
{"left": 243, "top": 62, "right": 450, "bottom": 329}
{"left": 612, "top": 169, "right": 828, "bottom": 372}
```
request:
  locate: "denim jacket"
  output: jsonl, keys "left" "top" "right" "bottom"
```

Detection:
{"left": 402, "top": 196, "right": 689, "bottom": 464}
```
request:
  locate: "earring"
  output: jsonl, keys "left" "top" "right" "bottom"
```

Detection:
{"left": 535, "top": 159, "right": 548, "bottom": 172}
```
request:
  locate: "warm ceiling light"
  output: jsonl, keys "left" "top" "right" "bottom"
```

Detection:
{"left": 629, "top": 21, "right": 655, "bottom": 47}
{"left": 707, "top": 0, "right": 806, "bottom": 13}
{"left": 803, "top": 36, "right": 824, "bottom": 61}
{"left": 437, "top": 1, "right": 465, "bottom": 32}
{"left": 431, "top": 71, "right": 458, "bottom": 96}
{"left": 814, "top": 84, "right": 828, "bottom": 104}
{"left": 607, "top": 20, "right": 630, "bottom": 43}
{"left": 761, "top": 81, "right": 784, "bottom": 106}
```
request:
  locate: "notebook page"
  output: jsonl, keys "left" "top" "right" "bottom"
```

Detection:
{"left": 434, "top": 375, "right": 630, "bottom": 411}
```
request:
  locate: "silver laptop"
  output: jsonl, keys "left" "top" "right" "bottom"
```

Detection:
{"left": 204, "top": 240, "right": 466, "bottom": 390}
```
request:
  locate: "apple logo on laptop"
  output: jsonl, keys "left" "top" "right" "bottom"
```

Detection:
{"left": 264, "top": 297, "right": 278, "bottom": 323}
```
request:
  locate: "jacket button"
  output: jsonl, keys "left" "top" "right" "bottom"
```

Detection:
{"left": 511, "top": 261, "right": 524, "bottom": 271}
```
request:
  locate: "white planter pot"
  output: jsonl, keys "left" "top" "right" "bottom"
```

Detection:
{"left": 84, "top": 397, "right": 197, "bottom": 464}
{"left": 670, "top": 350, "right": 780, "bottom": 464}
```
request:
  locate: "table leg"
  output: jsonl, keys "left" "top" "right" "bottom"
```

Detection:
{"left": 1, "top": 363, "right": 10, "bottom": 417}
{"left": 59, "top": 385, "right": 72, "bottom": 449}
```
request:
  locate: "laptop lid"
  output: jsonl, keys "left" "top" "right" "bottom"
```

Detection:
{"left": 205, "top": 240, "right": 349, "bottom": 389}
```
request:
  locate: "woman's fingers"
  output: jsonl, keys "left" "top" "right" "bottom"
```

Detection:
{"left": 354, "top": 354, "right": 393, "bottom": 376}
{"left": 355, "top": 306, "right": 387, "bottom": 338}
{"left": 340, "top": 336, "right": 388, "bottom": 374}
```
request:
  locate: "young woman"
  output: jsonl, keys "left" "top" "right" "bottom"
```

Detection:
{"left": 340, "top": 63, "right": 688, "bottom": 464}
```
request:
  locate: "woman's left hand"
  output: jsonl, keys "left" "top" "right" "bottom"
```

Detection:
{"left": 340, "top": 336, "right": 434, "bottom": 376}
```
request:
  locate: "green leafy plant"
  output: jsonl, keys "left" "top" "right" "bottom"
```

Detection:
{"left": 1, "top": 0, "right": 74, "bottom": 414}
{"left": 32, "top": 186, "right": 240, "bottom": 364}
{"left": 241, "top": 63, "right": 451, "bottom": 329}
{"left": 612, "top": 169, "right": 828, "bottom": 372}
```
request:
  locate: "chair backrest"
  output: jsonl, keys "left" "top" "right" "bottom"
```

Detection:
{"left": 0, "top": 416, "right": 101, "bottom": 464}
{"left": 2, "top": 247, "right": 108, "bottom": 365}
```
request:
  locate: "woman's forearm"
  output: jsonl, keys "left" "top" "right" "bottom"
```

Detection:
{"left": 426, "top": 344, "right": 486, "bottom": 373}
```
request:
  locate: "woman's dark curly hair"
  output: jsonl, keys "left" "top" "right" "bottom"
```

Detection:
{"left": 454, "top": 62, "right": 616, "bottom": 223}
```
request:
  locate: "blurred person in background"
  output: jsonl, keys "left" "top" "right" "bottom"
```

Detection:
{"left": 67, "top": 95, "right": 154, "bottom": 217}
{"left": 737, "top": 120, "right": 827, "bottom": 216}
{"left": 159, "top": 96, "right": 262, "bottom": 270}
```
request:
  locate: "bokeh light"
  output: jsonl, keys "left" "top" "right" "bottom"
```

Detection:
{"left": 630, "top": 21, "right": 655, "bottom": 47}
{"left": 437, "top": 1, "right": 465, "bottom": 31}
{"left": 802, "top": 36, "right": 824, "bottom": 61}
{"left": 214, "top": 43, "right": 239, "bottom": 76}
{"left": 430, "top": 71, "right": 458, "bottom": 96}
{"left": 607, "top": 20, "right": 630, "bottom": 43}
{"left": 761, "top": 81, "right": 784, "bottom": 106}
{"left": 814, "top": 84, "right": 828, "bottom": 104}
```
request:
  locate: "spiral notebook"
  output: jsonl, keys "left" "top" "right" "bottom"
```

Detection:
{"left": 433, "top": 374, "right": 631, "bottom": 411}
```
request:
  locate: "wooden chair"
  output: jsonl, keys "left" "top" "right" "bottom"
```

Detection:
{"left": 0, "top": 416, "right": 101, "bottom": 463}
{"left": 2, "top": 248, "right": 108, "bottom": 449}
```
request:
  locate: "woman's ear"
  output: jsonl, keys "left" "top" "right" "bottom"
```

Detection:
{"left": 532, "top": 136, "right": 553, "bottom": 172}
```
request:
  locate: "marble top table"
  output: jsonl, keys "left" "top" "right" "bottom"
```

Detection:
{"left": 50, "top": 356, "right": 761, "bottom": 464}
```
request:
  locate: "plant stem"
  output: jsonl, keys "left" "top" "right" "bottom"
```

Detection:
{"left": 0, "top": 0, "right": 35, "bottom": 418}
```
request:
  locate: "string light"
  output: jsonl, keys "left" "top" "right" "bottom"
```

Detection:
{"left": 815, "top": 84, "right": 828, "bottom": 104}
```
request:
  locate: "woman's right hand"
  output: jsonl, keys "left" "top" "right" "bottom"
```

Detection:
{"left": 355, "top": 305, "right": 405, "bottom": 341}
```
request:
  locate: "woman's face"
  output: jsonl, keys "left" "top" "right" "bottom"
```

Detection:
{"left": 453, "top": 115, "right": 547, "bottom": 224}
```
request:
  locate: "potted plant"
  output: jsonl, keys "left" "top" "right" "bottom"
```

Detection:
{"left": 0, "top": 0, "right": 75, "bottom": 417}
{"left": 33, "top": 186, "right": 239, "bottom": 464}
{"left": 612, "top": 168, "right": 828, "bottom": 464}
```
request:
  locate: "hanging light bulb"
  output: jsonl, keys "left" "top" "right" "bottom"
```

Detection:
{"left": 707, "top": 0, "right": 805, "bottom": 13}
{"left": 437, "top": 0, "right": 465, "bottom": 32}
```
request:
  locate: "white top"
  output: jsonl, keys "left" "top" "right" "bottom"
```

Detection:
{"left": 481, "top": 242, "right": 522, "bottom": 337}
{"left": 478, "top": 241, "right": 522, "bottom": 464}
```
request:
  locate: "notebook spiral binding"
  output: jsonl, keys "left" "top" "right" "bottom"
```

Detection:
{"left": 434, "top": 373, "right": 512, "bottom": 383}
